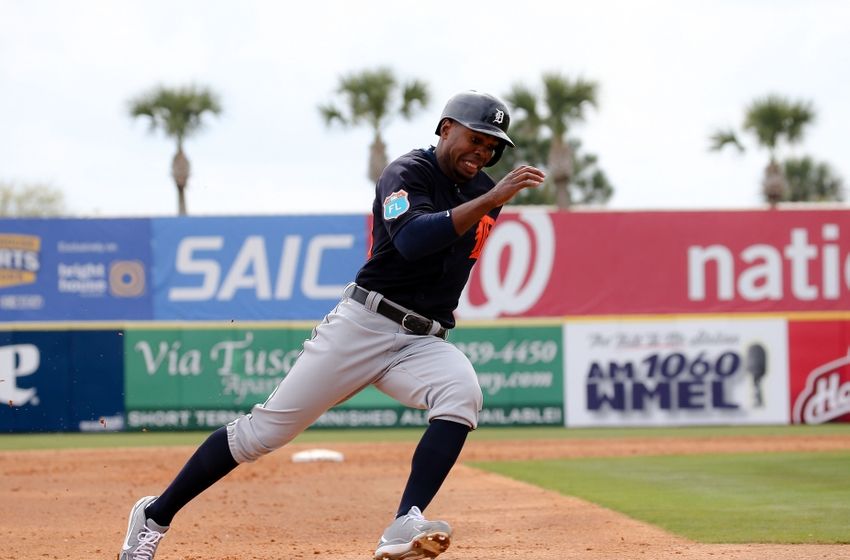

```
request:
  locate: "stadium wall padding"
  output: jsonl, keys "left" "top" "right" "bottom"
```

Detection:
{"left": 2, "top": 210, "right": 848, "bottom": 431}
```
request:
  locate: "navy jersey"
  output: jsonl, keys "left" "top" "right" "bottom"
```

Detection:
{"left": 355, "top": 147, "right": 501, "bottom": 329}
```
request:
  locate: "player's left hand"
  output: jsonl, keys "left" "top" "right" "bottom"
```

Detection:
{"left": 490, "top": 165, "right": 546, "bottom": 206}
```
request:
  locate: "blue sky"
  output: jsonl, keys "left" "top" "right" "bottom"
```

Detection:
{"left": 1, "top": 0, "right": 848, "bottom": 216}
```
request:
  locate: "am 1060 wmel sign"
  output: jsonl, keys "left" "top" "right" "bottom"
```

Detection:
{"left": 564, "top": 318, "right": 790, "bottom": 427}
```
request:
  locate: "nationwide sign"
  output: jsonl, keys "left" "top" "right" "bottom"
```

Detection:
{"left": 458, "top": 209, "right": 850, "bottom": 319}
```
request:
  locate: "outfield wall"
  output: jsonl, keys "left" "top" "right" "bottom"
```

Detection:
{"left": 1, "top": 209, "right": 849, "bottom": 432}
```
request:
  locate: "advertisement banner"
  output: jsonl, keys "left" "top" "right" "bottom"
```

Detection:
{"left": 452, "top": 325, "right": 564, "bottom": 425}
{"left": 151, "top": 215, "right": 367, "bottom": 320}
{"left": 3, "top": 210, "right": 847, "bottom": 323}
{"left": 789, "top": 320, "right": 850, "bottom": 424}
{"left": 124, "top": 324, "right": 564, "bottom": 430}
{"left": 564, "top": 318, "right": 789, "bottom": 427}
{"left": 0, "top": 219, "right": 153, "bottom": 320}
{"left": 0, "top": 330, "right": 125, "bottom": 432}
{"left": 316, "top": 324, "right": 565, "bottom": 427}
{"left": 123, "top": 327, "right": 311, "bottom": 429}
{"left": 459, "top": 209, "right": 850, "bottom": 319}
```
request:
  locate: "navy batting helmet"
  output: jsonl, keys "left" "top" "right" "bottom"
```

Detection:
{"left": 435, "top": 91, "right": 514, "bottom": 167}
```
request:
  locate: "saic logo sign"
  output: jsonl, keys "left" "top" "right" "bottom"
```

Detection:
{"left": 457, "top": 211, "right": 555, "bottom": 318}
{"left": 169, "top": 234, "right": 355, "bottom": 301}
{"left": 0, "top": 344, "right": 40, "bottom": 406}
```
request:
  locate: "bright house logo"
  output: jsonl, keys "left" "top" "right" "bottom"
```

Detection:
{"left": 792, "top": 348, "right": 850, "bottom": 424}
{"left": 0, "top": 234, "right": 41, "bottom": 288}
{"left": 0, "top": 344, "right": 40, "bottom": 406}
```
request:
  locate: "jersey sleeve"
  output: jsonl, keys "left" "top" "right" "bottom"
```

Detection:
{"left": 375, "top": 156, "right": 439, "bottom": 239}
{"left": 393, "top": 210, "right": 458, "bottom": 260}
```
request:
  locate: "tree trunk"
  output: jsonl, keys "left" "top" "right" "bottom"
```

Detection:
{"left": 762, "top": 159, "right": 787, "bottom": 208}
{"left": 369, "top": 133, "right": 388, "bottom": 184}
{"left": 172, "top": 147, "right": 191, "bottom": 216}
{"left": 176, "top": 185, "right": 188, "bottom": 217}
{"left": 548, "top": 137, "right": 573, "bottom": 209}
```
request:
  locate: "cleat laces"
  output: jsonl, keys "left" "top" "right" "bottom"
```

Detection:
{"left": 131, "top": 527, "right": 164, "bottom": 560}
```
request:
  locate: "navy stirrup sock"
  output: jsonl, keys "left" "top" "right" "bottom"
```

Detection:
{"left": 144, "top": 426, "right": 238, "bottom": 526}
{"left": 397, "top": 419, "right": 470, "bottom": 517}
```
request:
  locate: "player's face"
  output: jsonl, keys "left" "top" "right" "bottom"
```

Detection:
{"left": 437, "top": 121, "right": 502, "bottom": 183}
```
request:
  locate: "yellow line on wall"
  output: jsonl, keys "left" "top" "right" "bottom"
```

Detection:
{"left": 1, "top": 310, "right": 849, "bottom": 332}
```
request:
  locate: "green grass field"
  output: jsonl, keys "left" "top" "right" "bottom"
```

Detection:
{"left": 3, "top": 424, "right": 849, "bottom": 544}
{"left": 474, "top": 450, "right": 850, "bottom": 544}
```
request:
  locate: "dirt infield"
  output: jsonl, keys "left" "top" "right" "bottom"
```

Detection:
{"left": 2, "top": 434, "right": 849, "bottom": 559}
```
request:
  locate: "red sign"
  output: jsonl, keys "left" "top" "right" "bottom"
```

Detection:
{"left": 788, "top": 321, "right": 850, "bottom": 424}
{"left": 458, "top": 209, "right": 850, "bottom": 319}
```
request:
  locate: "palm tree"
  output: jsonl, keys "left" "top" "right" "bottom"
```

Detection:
{"left": 496, "top": 73, "right": 609, "bottom": 208}
{"left": 710, "top": 94, "right": 815, "bottom": 206}
{"left": 129, "top": 85, "right": 222, "bottom": 215}
{"left": 319, "top": 67, "right": 429, "bottom": 184}
{"left": 783, "top": 156, "right": 844, "bottom": 202}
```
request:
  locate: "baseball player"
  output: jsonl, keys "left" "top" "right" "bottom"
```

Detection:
{"left": 119, "top": 90, "right": 545, "bottom": 560}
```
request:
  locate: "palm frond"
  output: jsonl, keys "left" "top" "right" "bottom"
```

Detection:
{"left": 785, "top": 101, "right": 816, "bottom": 145}
{"left": 505, "top": 83, "right": 542, "bottom": 141}
{"left": 506, "top": 84, "right": 539, "bottom": 118}
{"left": 400, "top": 80, "right": 430, "bottom": 119}
{"left": 709, "top": 128, "right": 745, "bottom": 152}
{"left": 744, "top": 94, "right": 814, "bottom": 151}
{"left": 540, "top": 72, "right": 599, "bottom": 137}
{"left": 318, "top": 103, "right": 348, "bottom": 126}
{"left": 337, "top": 67, "right": 396, "bottom": 129}
{"left": 128, "top": 84, "right": 222, "bottom": 145}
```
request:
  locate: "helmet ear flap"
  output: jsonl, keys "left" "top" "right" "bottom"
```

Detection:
{"left": 486, "top": 142, "right": 506, "bottom": 167}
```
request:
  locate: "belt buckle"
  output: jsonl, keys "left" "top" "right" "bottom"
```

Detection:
{"left": 401, "top": 313, "right": 431, "bottom": 336}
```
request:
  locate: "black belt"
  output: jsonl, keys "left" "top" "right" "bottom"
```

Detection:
{"left": 349, "top": 285, "right": 448, "bottom": 339}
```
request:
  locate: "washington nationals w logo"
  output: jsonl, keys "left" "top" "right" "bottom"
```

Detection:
{"left": 457, "top": 211, "right": 555, "bottom": 319}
